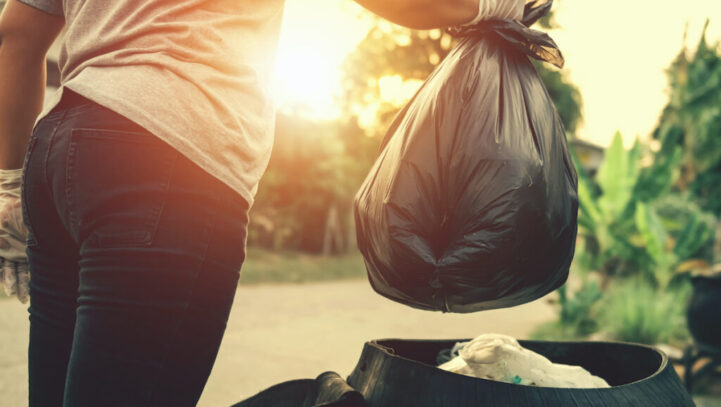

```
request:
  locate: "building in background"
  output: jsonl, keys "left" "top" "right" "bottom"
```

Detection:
{"left": 569, "top": 139, "right": 605, "bottom": 176}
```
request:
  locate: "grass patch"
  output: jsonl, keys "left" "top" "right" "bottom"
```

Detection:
{"left": 600, "top": 279, "right": 690, "bottom": 346}
{"left": 529, "top": 321, "right": 594, "bottom": 342}
{"left": 239, "top": 247, "right": 368, "bottom": 285}
{"left": 532, "top": 277, "right": 693, "bottom": 346}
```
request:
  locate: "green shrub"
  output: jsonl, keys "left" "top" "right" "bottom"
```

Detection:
{"left": 530, "top": 281, "right": 603, "bottom": 341}
{"left": 600, "top": 278, "right": 690, "bottom": 345}
{"left": 558, "top": 282, "right": 603, "bottom": 337}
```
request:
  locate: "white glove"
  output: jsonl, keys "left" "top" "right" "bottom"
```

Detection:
{"left": 462, "top": 0, "right": 525, "bottom": 26}
{"left": 0, "top": 168, "right": 30, "bottom": 303}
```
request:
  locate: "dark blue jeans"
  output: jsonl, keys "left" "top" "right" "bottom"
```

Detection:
{"left": 22, "top": 91, "right": 249, "bottom": 407}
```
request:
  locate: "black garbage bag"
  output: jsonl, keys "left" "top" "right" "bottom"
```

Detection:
{"left": 354, "top": 0, "right": 578, "bottom": 313}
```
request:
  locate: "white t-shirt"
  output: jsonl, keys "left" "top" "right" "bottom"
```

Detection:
{"left": 20, "top": 0, "right": 286, "bottom": 206}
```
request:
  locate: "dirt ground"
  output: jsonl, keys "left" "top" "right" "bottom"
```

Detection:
{"left": 199, "top": 281, "right": 557, "bottom": 406}
{"left": 0, "top": 280, "right": 555, "bottom": 406}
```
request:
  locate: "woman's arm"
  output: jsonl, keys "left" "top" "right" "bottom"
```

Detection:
{"left": 353, "top": 0, "right": 479, "bottom": 30}
{"left": 0, "top": 0, "right": 64, "bottom": 169}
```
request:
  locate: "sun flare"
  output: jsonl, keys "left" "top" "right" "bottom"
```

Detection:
{"left": 274, "top": 46, "right": 341, "bottom": 117}
{"left": 272, "top": 0, "right": 370, "bottom": 119}
{"left": 274, "top": 0, "right": 721, "bottom": 147}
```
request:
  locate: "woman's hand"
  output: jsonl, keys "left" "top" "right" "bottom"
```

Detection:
{"left": 0, "top": 168, "right": 29, "bottom": 303}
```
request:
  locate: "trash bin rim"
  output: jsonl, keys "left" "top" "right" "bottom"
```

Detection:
{"left": 364, "top": 338, "right": 669, "bottom": 390}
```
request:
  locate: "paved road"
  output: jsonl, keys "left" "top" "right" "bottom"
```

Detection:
{"left": 1, "top": 280, "right": 555, "bottom": 406}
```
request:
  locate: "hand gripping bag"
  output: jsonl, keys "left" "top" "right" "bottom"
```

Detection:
{"left": 354, "top": 0, "right": 578, "bottom": 313}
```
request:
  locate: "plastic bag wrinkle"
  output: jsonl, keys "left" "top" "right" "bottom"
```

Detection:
{"left": 355, "top": 0, "right": 577, "bottom": 313}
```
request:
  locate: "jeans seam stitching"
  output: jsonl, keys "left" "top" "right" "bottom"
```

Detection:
{"left": 71, "top": 128, "right": 166, "bottom": 144}
{"left": 145, "top": 165, "right": 218, "bottom": 405}
{"left": 65, "top": 132, "right": 78, "bottom": 235}
{"left": 146, "top": 151, "right": 179, "bottom": 245}
{"left": 42, "top": 109, "right": 69, "bottom": 205}
{"left": 21, "top": 137, "right": 41, "bottom": 246}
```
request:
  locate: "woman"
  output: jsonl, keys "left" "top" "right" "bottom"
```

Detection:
{"left": 0, "top": 0, "right": 516, "bottom": 405}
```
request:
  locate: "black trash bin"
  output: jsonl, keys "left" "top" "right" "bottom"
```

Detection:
{"left": 687, "top": 272, "right": 721, "bottom": 348}
{"left": 347, "top": 339, "right": 695, "bottom": 406}
{"left": 683, "top": 271, "right": 721, "bottom": 390}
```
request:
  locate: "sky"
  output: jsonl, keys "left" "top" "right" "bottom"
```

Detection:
{"left": 273, "top": 0, "right": 721, "bottom": 148}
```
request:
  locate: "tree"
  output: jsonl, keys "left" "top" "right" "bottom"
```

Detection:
{"left": 340, "top": 6, "right": 583, "bottom": 138}
{"left": 249, "top": 114, "right": 367, "bottom": 253}
{"left": 653, "top": 22, "right": 721, "bottom": 216}
{"left": 573, "top": 132, "right": 715, "bottom": 288}
{"left": 340, "top": 23, "right": 457, "bottom": 136}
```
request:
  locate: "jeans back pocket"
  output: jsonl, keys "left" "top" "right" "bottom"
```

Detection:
{"left": 66, "top": 128, "right": 178, "bottom": 248}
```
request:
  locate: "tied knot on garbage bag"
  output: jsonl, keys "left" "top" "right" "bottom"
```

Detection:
{"left": 354, "top": 0, "right": 578, "bottom": 313}
{"left": 447, "top": 0, "right": 564, "bottom": 69}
